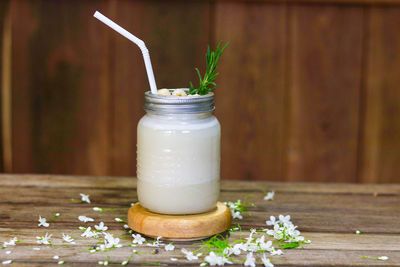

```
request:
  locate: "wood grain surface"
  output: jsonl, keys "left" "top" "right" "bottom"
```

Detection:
{"left": 0, "top": 174, "right": 399, "bottom": 266}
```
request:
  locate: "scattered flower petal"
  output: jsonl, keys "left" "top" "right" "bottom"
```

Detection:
{"left": 2, "top": 260, "right": 12, "bottom": 265}
{"left": 94, "top": 222, "right": 108, "bottom": 232}
{"left": 264, "top": 191, "right": 275, "bottom": 201}
{"left": 132, "top": 234, "right": 145, "bottom": 245}
{"left": 80, "top": 193, "right": 90, "bottom": 203}
{"left": 78, "top": 216, "right": 94, "bottom": 223}
{"left": 38, "top": 216, "right": 50, "bottom": 227}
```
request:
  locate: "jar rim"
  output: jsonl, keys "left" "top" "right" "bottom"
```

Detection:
{"left": 144, "top": 89, "right": 215, "bottom": 114}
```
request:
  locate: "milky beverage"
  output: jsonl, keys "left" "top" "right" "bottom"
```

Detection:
{"left": 137, "top": 91, "right": 220, "bottom": 214}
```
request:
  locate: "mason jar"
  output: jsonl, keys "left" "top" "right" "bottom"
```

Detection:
{"left": 137, "top": 89, "right": 220, "bottom": 215}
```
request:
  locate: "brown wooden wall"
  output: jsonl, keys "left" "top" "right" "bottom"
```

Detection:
{"left": 1, "top": 0, "right": 400, "bottom": 183}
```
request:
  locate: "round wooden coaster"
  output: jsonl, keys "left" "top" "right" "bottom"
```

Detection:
{"left": 127, "top": 202, "right": 232, "bottom": 240}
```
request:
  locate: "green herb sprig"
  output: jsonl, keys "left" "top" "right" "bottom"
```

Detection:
{"left": 189, "top": 42, "right": 229, "bottom": 95}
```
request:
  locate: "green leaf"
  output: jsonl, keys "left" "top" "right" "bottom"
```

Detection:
{"left": 189, "top": 42, "right": 229, "bottom": 95}
{"left": 281, "top": 242, "right": 300, "bottom": 249}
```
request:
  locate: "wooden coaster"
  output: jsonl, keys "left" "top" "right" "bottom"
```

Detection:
{"left": 128, "top": 202, "right": 232, "bottom": 240}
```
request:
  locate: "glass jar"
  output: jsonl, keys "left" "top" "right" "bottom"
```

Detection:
{"left": 137, "top": 89, "right": 220, "bottom": 215}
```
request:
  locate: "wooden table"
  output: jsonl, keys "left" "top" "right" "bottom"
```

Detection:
{"left": 1, "top": 174, "right": 399, "bottom": 266}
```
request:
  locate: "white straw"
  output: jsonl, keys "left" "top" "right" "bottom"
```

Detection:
{"left": 93, "top": 11, "right": 158, "bottom": 94}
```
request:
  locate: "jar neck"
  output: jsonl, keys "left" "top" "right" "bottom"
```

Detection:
{"left": 145, "top": 110, "right": 213, "bottom": 120}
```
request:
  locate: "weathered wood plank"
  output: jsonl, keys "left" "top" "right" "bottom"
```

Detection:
{"left": 109, "top": 0, "right": 211, "bottom": 176}
{"left": 360, "top": 7, "right": 400, "bottom": 183}
{"left": 11, "top": 0, "right": 112, "bottom": 175}
{"left": 287, "top": 5, "right": 363, "bottom": 182}
{"left": 0, "top": 175, "right": 399, "bottom": 265}
{"left": 215, "top": 2, "right": 287, "bottom": 181}
{"left": 1, "top": 175, "right": 400, "bottom": 195}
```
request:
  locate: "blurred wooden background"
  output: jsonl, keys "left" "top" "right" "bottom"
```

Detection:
{"left": 0, "top": 0, "right": 399, "bottom": 183}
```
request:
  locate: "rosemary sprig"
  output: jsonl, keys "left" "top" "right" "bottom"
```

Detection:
{"left": 189, "top": 42, "right": 229, "bottom": 95}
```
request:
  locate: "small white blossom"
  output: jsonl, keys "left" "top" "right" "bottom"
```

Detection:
{"left": 270, "top": 249, "right": 283, "bottom": 256}
{"left": 94, "top": 222, "right": 108, "bottom": 231}
{"left": 114, "top": 218, "right": 125, "bottom": 223}
{"left": 93, "top": 207, "right": 102, "bottom": 212}
{"left": 62, "top": 233, "right": 75, "bottom": 244}
{"left": 2, "top": 260, "right": 12, "bottom": 265}
{"left": 36, "top": 233, "right": 52, "bottom": 245}
{"left": 264, "top": 191, "right": 275, "bottom": 201}
{"left": 78, "top": 215, "right": 94, "bottom": 223}
{"left": 244, "top": 252, "right": 256, "bottom": 267}
{"left": 2, "top": 237, "right": 18, "bottom": 248}
{"left": 165, "top": 243, "right": 175, "bottom": 251}
{"left": 378, "top": 256, "right": 388, "bottom": 261}
{"left": 81, "top": 227, "right": 97, "bottom": 238}
{"left": 266, "top": 216, "right": 277, "bottom": 226}
{"left": 130, "top": 203, "right": 135, "bottom": 206}
{"left": 53, "top": 255, "right": 59, "bottom": 260}
{"left": 181, "top": 248, "right": 198, "bottom": 261}
{"left": 38, "top": 216, "right": 50, "bottom": 227}
{"left": 33, "top": 247, "right": 40, "bottom": 250}
{"left": 100, "top": 232, "right": 122, "bottom": 250}
{"left": 204, "top": 251, "right": 232, "bottom": 266}
{"left": 356, "top": 230, "right": 361, "bottom": 235}
{"left": 147, "top": 236, "right": 163, "bottom": 247}
{"left": 5, "top": 251, "right": 11, "bottom": 255}
{"left": 170, "top": 258, "right": 178, "bottom": 261}
{"left": 80, "top": 193, "right": 90, "bottom": 203}
{"left": 123, "top": 224, "right": 129, "bottom": 229}
{"left": 278, "top": 215, "right": 291, "bottom": 225}
{"left": 58, "top": 261, "right": 66, "bottom": 264}
{"left": 132, "top": 234, "right": 145, "bottom": 245}
{"left": 261, "top": 254, "right": 274, "bottom": 267}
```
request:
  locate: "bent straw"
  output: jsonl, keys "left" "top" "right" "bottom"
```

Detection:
{"left": 93, "top": 11, "right": 158, "bottom": 94}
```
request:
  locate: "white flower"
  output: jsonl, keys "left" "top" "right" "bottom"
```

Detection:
{"left": 5, "top": 251, "right": 11, "bottom": 255}
{"left": 101, "top": 232, "right": 122, "bottom": 249}
{"left": 38, "top": 216, "right": 49, "bottom": 227}
{"left": 93, "top": 207, "right": 102, "bottom": 212}
{"left": 33, "top": 247, "right": 40, "bottom": 250}
{"left": 165, "top": 243, "right": 175, "bottom": 251}
{"left": 204, "top": 252, "right": 232, "bottom": 266}
{"left": 261, "top": 254, "right": 274, "bottom": 267}
{"left": 170, "top": 258, "right": 178, "bottom": 261}
{"left": 244, "top": 252, "right": 256, "bottom": 267}
{"left": 130, "top": 203, "right": 135, "bottom": 206}
{"left": 147, "top": 236, "right": 163, "bottom": 247}
{"left": 181, "top": 248, "right": 198, "bottom": 261}
{"left": 123, "top": 224, "right": 129, "bottom": 229}
{"left": 80, "top": 193, "right": 90, "bottom": 203}
{"left": 356, "top": 230, "right": 361, "bottom": 235}
{"left": 264, "top": 191, "right": 275, "bottom": 201}
{"left": 270, "top": 249, "right": 283, "bottom": 256}
{"left": 53, "top": 255, "right": 59, "bottom": 260}
{"left": 81, "top": 227, "right": 97, "bottom": 238}
{"left": 2, "top": 237, "right": 18, "bottom": 248}
{"left": 2, "top": 260, "right": 12, "bottom": 265}
{"left": 114, "top": 218, "right": 125, "bottom": 223}
{"left": 62, "top": 233, "right": 75, "bottom": 244}
{"left": 94, "top": 222, "right": 108, "bottom": 231}
{"left": 36, "top": 233, "right": 52, "bottom": 245}
{"left": 232, "top": 211, "right": 243, "bottom": 220}
{"left": 132, "top": 234, "right": 145, "bottom": 245}
{"left": 231, "top": 243, "right": 244, "bottom": 255}
{"left": 58, "top": 261, "right": 66, "bottom": 264}
{"left": 266, "top": 216, "right": 277, "bottom": 226}
{"left": 78, "top": 215, "right": 94, "bottom": 223}
{"left": 378, "top": 256, "right": 388, "bottom": 261}
{"left": 278, "top": 215, "right": 292, "bottom": 226}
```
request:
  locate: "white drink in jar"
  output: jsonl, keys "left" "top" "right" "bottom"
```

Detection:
{"left": 137, "top": 89, "right": 220, "bottom": 214}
